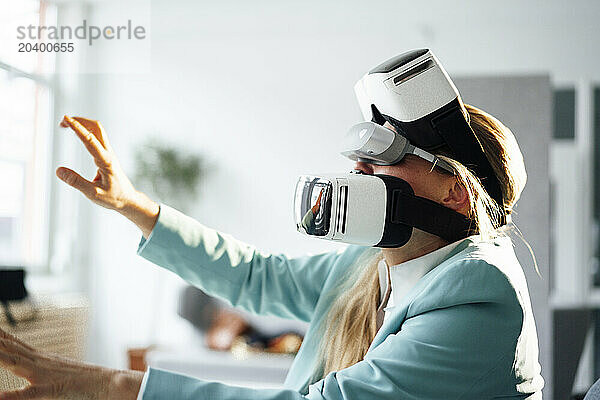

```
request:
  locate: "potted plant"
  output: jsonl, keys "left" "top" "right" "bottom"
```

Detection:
{"left": 133, "top": 139, "right": 205, "bottom": 213}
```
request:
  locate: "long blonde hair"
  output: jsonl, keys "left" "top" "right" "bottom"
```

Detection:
{"left": 309, "top": 104, "right": 528, "bottom": 383}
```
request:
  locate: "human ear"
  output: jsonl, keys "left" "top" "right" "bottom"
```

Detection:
{"left": 441, "top": 179, "right": 470, "bottom": 212}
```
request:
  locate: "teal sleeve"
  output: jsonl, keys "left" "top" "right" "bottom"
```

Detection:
{"left": 307, "top": 306, "right": 522, "bottom": 400}
{"left": 139, "top": 262, "right": 531, "bottom": 400}
{"left": 137, "top": 204, "right": 345, "bottom": 322}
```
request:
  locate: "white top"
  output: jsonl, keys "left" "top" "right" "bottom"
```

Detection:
{"left": 377, "top": 239, "right": 464, "bottom": 326}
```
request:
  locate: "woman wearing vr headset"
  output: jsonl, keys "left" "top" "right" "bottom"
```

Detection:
{"left": 0, "top": 50, "right": 543, "bottom": 400}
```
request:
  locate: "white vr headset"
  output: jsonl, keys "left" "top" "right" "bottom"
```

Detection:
{"left": 293, "top": 49, "right": 505, "bottom": 248}
{"left": 294, "top": 173, "right": 474, "bottom": 247}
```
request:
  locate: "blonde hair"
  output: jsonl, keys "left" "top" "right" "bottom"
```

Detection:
{"left": 308, "top": 104, "right": 528, "bottom": 383}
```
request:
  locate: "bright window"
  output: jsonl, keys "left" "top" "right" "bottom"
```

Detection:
{"left": 0, "top": 1, "right": 56, "bottom": 271}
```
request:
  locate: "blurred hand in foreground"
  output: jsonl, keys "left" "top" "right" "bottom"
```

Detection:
{"left": 0, "top": 327, "right": 143, "bottom": 400}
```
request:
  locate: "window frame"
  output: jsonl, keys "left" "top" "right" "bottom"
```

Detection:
{"left": 0, "top": 60, "right": 56, "bottom": 273}
{"left": 0, "top": 0, "right": 59, "bottom": 273}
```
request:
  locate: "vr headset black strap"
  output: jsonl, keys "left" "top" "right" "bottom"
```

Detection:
{"left": 390, "top": 190, "right": 476, "bottom": 243}
{"left": 430, "top": 106, "right": 504, "bottom": 212}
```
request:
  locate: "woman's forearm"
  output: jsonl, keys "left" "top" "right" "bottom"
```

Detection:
{"left": 119, "top": 190, "right": 160, "bottom": 239}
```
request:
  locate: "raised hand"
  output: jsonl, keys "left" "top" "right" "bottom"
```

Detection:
{"left": 57, "top": 116, "right": 137, "bottom": 211}
{"left": 57, "top": 116, "right": 159, "bottom": 238}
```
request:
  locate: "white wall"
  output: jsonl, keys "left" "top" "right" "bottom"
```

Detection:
{"left": 53, "top": 0, "right": 600, "bottom": 380}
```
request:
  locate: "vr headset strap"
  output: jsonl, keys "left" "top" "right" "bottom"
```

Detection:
{"left": 390, "top": 190, "right": 475, "bottom": 243}
{"left": 430, "top": 106, "right": 505, "bottom": 220}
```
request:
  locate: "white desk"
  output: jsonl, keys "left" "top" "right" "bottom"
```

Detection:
{"left": 146, "top": 346, "right": 296, "bottom": 389}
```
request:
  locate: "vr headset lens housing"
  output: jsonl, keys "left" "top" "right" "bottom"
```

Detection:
{"left": 294, "top": 174, "right": 388, "bottom": 246}
{"left": 294, "top": 173, "right": 473, "bottom": 247}
{"left": 294, "top": 176, "right": 333, "bottom": 237}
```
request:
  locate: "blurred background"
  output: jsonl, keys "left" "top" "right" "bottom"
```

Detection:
{"left": 0, "top": 0, "right": 599, "bottom": 398}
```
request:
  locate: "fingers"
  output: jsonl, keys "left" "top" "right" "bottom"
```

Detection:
{"left": 0, "top": 338, "right": 37, "bottom": 379}
{"left": 0, "top": 329, "right": 35, "bottom": 352}
{"left": 60, "top": 115, "right": 110, "bottom": 148}
{"left": 0, "top": 385, "right": 51, "bottom": 400}
{"left": 0, "top": 337, "right": 37, "bottom": 364}
{"left": 60, "top": 115, "right": 111, "bottom": 168}
{"left": 71, "top": 116, "right": 111, "bottom": 149}
{"left": 55, "top": 167, "right": 97, "bottom": 198}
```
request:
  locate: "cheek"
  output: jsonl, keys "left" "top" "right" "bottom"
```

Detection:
{"left": 372, "top": 165, "right": 443, "bottom": 200}
{"left": 410, "top": 176, "right": 444, "bottom": 200}
{"left": 403, "top": 174, "right": 436, "bottom": 198}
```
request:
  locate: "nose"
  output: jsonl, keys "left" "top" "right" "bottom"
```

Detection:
{"left": 354, "top": 161, "right": 374, "bottom": 174}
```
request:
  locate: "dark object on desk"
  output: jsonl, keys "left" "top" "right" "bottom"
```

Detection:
{"left": 178, "top": 285, "right": 250, "bottom": 350}
{"left": 177, "top": 285, "right": 303, "bottom": 353}
{"left": 206, "top": 309, "right": 250, "bottom": 351}
{"left": 243, "top": 330, "right": 303, "bottom": 354}
{"left": 0, "top": 268, "right": 28, "bottom": 326}
{"left": 178, "top": 285, "right": 219, "bottom": 332}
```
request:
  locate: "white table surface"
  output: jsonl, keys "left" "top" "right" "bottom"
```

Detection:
{"left": 146, "top": 346, "right": 297, "bottom": 389}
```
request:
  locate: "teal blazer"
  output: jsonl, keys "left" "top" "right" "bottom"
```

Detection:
{"left": 136, "top": 205, "right": 544, "bottom": 399}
